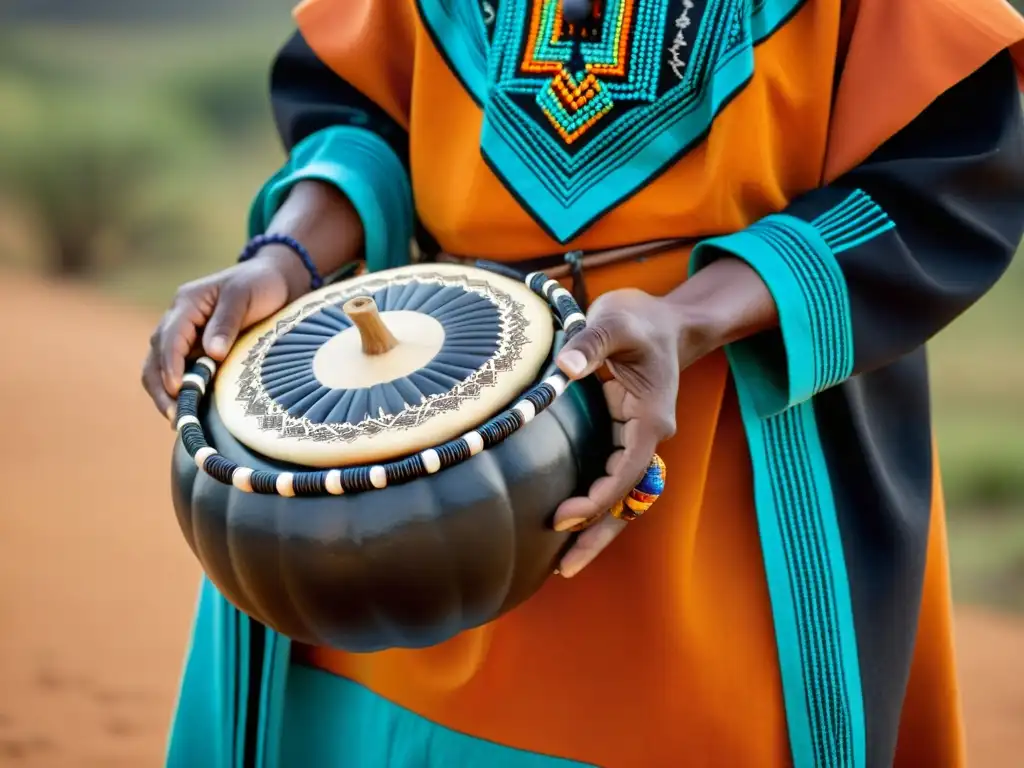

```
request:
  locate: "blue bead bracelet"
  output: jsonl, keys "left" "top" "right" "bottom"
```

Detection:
{"left": 239, "top": 233, "right": 324, "bottom": 290}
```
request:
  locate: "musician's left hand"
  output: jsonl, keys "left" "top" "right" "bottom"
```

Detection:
{"left": 551, "top": 257, "right": 777, "bottom": 578}
{"left": 551, "top": 289, "right": 687, "bottom": 578}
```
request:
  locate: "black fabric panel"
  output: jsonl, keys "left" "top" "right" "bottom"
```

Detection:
{"left": 816, "top": 351, "right": 934, "bottom": 767}
{"left": 268, "top": 30, "right": 409, "bottom": 165}
{"left": 797, "top": 50, "right": 1024, "bottom": 767}
{"left": 788, "top": 50, "right": 1024, "bottom": 376}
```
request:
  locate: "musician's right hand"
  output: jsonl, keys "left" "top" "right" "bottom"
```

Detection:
{"left": 142, "top": 180, "right": 367, "bottom": 421}
{"left": 141, "top": 246, "right": 311, "bottom": 422}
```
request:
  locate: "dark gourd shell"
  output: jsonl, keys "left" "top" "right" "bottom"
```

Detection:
{"left": 170, "top": 363, "right": 612, "bottom": 652}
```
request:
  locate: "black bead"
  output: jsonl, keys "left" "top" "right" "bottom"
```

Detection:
{"left": 561, "top": 0, "right": 592, "bottom": 23}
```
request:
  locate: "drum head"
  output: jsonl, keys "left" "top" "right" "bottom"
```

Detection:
{"left": 214, "top": 263, "right": 555, "bottom": 467}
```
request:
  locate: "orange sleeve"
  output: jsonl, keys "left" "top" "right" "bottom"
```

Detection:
{"left": 293, "top": 0, "right": 418, "bottom": 130}
{"left": 824, "top": 0, "right": 1024, "bottom": 183}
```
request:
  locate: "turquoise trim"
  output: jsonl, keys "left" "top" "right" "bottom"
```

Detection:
{"left": 248, "top": 126, "right": 414, "bottom": 274}
{"left": 233, "top": 613, "right": 251, "bottom": 767}
{"left": 166, "top": 579, "right": 237, "bottom": 767}
{"left": 167, "top": 580, "right": 294, "bottom": 768}
{"left": 279, "top": 665, "right": 596, "bottom": 767}
{"left": 812, "top": 189, "right": 896, "bottom": 254}
{"left": 254, "top": 628, "right": 291, "bottom": 768}
{"left": 479, "top": 42, "right": 754, "bottom": 243}
{"left": 413, "top": 0, "right": 491, "bottom": 104}
{"left": 690, "top": 213, "right": 857, "bottom": 417}
{"left": 688, "top": 191, "right": 895, "bottom": 415}
{"left": 416, "top": 0, "right": 808, "bottom": 243}
{"left": 491, "top": 0, "right": 672, "bottom": 100}
{"left": 686, "top": 193, "right": 901, "bottom": 765}
{"left": 732, "top": 389, "right": 866, "bottom": 768}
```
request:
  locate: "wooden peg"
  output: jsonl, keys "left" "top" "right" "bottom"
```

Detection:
{"left": 343, "top": 297, "right": 399, "bottom": 355}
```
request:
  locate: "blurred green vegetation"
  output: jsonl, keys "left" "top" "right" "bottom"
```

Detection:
{"left": 0, "top": 18, "right": 1021, "bottom": 609}
{"left": 0, "top": 21, "right": 287, "bottom": 288}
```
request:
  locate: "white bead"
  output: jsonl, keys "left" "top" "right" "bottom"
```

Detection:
{"left": 325, "top": 470, "right": 344, "bottom": 495}
{"left": 543, "top": 374, "right": 567, "bottom": 397}
{"left": 182, "top": 373, "right": 207, "bottom": 395}
{"left": 196, "top": 356, "right": 217, "bottom": 375}
{"left": 370, "top": 466, "right": 388, "bottom": 489}
{"left": 232, "top": 467, "right": 253, "bottom": 493}
{"left": 513, "top": 400, "right": 536, "bottom": 424}
{"left": 194, "top": 446, "right": 217, "bottom": 470}
{"left": 463, "top": 431, "right": 484, "bottom": 456}
{"left": 176, "top": 415, "right": 200, "bottom": 430}
{"left": 562, "top": 312, "right": 586, "bottom": 330}
{"left": 420, "top": 449, "right": 441, "bottom": 474}
{"left": 276, "top": 472, "right": 296, "bottom": 498}
{"left": 525, "top": 271, "right": 542, "bottom": 288}
{"left": 542, "top": 279, "right": 560, "bottom": 297}
{"left": 551, "top": 287, "right": 572, "bottom": 303}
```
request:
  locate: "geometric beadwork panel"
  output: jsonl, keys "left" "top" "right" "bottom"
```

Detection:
{"left": 417, "top": 0, "right": 808, "bottom": 242}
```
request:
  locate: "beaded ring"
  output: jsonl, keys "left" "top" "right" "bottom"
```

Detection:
{"left": 610, "top": 455, "right": 667, "bottom": 522}
{"left": 239, "top": 233, "right": 324, "bottom": 290}
{"left": 175, "top": 269, "right": 590, "bottom": 497}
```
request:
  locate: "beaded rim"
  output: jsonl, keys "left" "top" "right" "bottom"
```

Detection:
{"left": 175, "top": 269, "right": 587, "bottom": 497}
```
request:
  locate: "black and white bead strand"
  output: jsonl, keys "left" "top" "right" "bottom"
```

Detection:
{"left": 525, "top": 271, "right": 587, "bottom": 341}
{"left": 175, "top": 272, "right": 588, "bottom": 497}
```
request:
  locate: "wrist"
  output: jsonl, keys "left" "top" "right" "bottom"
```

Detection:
{"left": 259, "top": 244, "right": 317, "bottom": 302}
{"left": 666, "top": 254, "right": 779, "bottom": 359}
{"left": 267, "top": 180, "right": 365, "bottom": 276}
{"left": 658, "top": 296, "right": 723, "bottom": 364}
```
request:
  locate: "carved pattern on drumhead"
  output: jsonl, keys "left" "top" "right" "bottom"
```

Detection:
{"left": 230, "top": 272, "right": 533, "bottom": 444}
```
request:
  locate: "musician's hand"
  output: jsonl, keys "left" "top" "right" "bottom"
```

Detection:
{"left": 547, "top": 291, "right": 707, "bottom": 581}
{"left": 550, "top": 257, "right": 777, "bottom": 578}
{"left": 550, "top": 289, "right": 685, "bottom": 577}
{"left": 141, "top": 247, "right": 311, "bottom": 422}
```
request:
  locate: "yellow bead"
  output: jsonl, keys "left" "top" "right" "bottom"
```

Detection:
{"left": 624, "top": 495, "right": 653, "bottom": 514}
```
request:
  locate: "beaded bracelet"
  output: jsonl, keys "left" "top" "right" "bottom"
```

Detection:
{"left": 175, "top": 268, "right": 588, "bottom": 497}
{"left": 239, "top": 233, "right": 324, "bottom": 290}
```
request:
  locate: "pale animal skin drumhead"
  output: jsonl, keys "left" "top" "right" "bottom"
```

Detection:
{"left": 311, "top": 311, "right": 446, "bottom": 390}
{"left": 214, "top": 263, "right": 556, "bottom": 468}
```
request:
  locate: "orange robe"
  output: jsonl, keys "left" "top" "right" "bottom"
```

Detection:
{"left": 168, "top": 1, "right": 1024, "bottom": 765}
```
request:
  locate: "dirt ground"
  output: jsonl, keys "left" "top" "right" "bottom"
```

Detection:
{"left": 0, "top": 270, "right": 1021, "bottom": 767}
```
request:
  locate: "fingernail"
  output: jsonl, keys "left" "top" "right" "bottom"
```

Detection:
{"left": 554, "top": 516, "right": 588, "bottom": 533}
{"left": 552, "top": 569, "right": 561, "bottom": 576}
{"left": 557, "top": 350, "right": 587, "bottom": 378}
{"left": 560, "top": 561, "right": 583, "bottom": 579}
{"left": 165, "top": 405, "right": 177, "bottom": 423}
{"left": 163, "top": 373, "right": 180, "bottom": 396}
{"left": 207, "top": 336, "right": 229, "bottom": 358}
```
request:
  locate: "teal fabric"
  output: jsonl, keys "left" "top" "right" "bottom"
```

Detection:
{"left": 165, "top": 578, "right": 235, "bottom": 767}
{"left": 690, "top": 213, "right": 855, "bottom": 417}
{"left": 413, "top": 0, "right": 490, "bottom": 104}
{"left": 278, "top": 665, "right": 596, "bottom": 767}
{"left": 688, "top": 190, "right": 894, "bottom": 416}
{"left": 731, "top": 393, "right": 866, "bottom": 768}
{"left": 254, "top": 627, "right": 291, "bottom": 768}
{"left": 419, "top": 0, "right": 809, "bottom": 243}
{"left": 166, "top": 125, "right": 414, "bottom": 768}
{"left": 248, "top": 125, "right": 414, "bottom": 274}
{"left": 810, "top": 188, "right": 896, "bottom": 255}
{"left": 687, "top": 192, "right": 899, "bottom": 767}
{"left": 164, "top": 581, "right": 299, "bottom": 768}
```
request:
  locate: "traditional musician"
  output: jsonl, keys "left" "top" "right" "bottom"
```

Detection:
{"left": 142, "top": 0, "right": 1024, "bottom": 765}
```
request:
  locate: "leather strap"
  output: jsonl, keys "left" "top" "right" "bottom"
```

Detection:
{"left": 432, "top": 238, "right": 691, "bottom": 278}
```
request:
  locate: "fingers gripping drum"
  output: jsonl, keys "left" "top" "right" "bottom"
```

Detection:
{"left": 168, "top": 262, "right": 622, "bottom": 650}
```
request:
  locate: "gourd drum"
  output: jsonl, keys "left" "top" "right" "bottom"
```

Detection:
{"left": 170, "top": 263, "right": 613, "bottom": 651}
